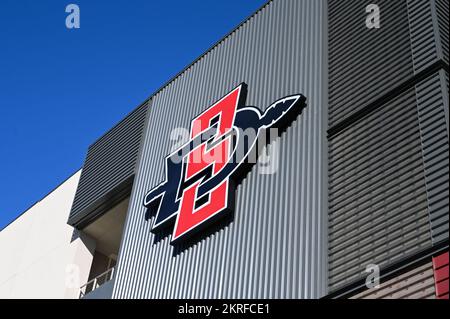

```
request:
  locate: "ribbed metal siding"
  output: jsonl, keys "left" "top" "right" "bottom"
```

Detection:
{"left": 434, "top": 0, "right": 449, "bottom": 65}
{"left": 113, "top": 0, "right": 328, "bottom": 299}
{"left": 350, "top": 261, "right": 436, "bottom": 299}
{"left": 68, "top": 102, "right": 148, "bottom": 227}
{"left": 327, "top": 0, "right": 448, "bottom": 294}
{"left": 415, "top": 72, "right": 449, "bottom": 244}
{"left": 328, "top": 0, "right": 414, "bottom": 127}
{"left": 407, "top": 0, "right": 440, "bottom": 73}
{"left": 407, "top": 0, "right": 449, "bottom": 76}
{"left": 328, "top": 88, "right": 432, "bottom": 290}
{"left": 442, "top": 70, "right": 449, "bottom": 134}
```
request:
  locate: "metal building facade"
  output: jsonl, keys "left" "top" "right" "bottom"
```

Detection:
{"left": 350, "top": 261, "right": 437, "bottom": 299}
{"left": 112, "top": 0, "right": 328, "bottom": 299}
{"left": 62, "top": 0, "right": 449, "bottom": 299}
{"left": 327, "top": 0, "right": 448, "bottom": 297}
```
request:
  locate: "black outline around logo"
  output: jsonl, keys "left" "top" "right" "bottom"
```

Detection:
{"left": 143, "top": 83, "right": 306, "bottom": 245}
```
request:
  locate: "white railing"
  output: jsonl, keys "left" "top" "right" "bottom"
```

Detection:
{"left": 79, "top": 267, "right": 115, "bottom": 298}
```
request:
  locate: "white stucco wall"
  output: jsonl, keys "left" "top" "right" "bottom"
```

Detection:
{"left": 0, "top": 170, "right": 95, "bottom": 299}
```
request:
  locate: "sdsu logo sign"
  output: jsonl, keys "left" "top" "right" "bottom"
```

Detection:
{"left": 144, "top": 83, "right": 306, "bottom": 244}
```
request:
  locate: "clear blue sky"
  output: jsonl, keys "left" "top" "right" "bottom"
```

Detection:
{"left": 0, "top": 0, "right": 266, "bottom": 230}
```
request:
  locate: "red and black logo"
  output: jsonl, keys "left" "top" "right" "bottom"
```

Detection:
{"left": 143, "top": 83, "right": 306, "bottom": 244}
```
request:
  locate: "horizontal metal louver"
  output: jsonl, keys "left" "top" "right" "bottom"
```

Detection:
{"left": 68, "top": 102, "right": 149, "bottom": 227}
{"left": 415, "top": 72, "right": 449, "bottom": 244}
{"left": 406, "top": 0, "right": 439, "bottom": 73}
{"left": 435, "top": 0, "right": 449, "bottom": 65}
{"left": 328, "top": 0, "right": 414, "bottom": 128}
{"left": 327, "top": 0, "right": 448, "bottom": 295}
{"left": 328, "top": 88, "right": 432, "bottom": 291}
{"left": 350, "top": 261, "right": 436, "bottom": 299}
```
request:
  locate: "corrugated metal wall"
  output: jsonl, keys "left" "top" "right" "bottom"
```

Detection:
{"left": 350, "top": 261, "right": 436, "bottom": 299}
{"left": 68, "top": 102, "right": 148, "bottom": 228}
{"left": 113, "top": 0, "right": 328, "bottom": 299}
{"left": 328, "top": 0, "right": 449, "bottom": 294}
{"left": 407, "top": 0, "right": 440, "bottom": 73}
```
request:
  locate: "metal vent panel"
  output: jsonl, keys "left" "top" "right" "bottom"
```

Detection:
{"left": 415, "top": 72, "right": 449, "bottom": 244}
{"left": 68, "top": 102, "right": 149, "bottom": 227}
{"left": 406, "top": 0, "right": 439, "bottom": 73}
{"left": 434, "top": 0, "right": 449, "bottom": 64}
{"left": 350, "top": 261, "right": 436, "bottom": 299}
{"left": 328, "top": 88, "right": 432, "bottom": 291}
{"left": 328, "top": 0, "right": 414, "bottom": 127}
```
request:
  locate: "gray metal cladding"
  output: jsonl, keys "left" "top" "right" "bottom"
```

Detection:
{"left": 406, "top": 0, "right": 447, "bottom": 73}
{"left": 350, "top": 260, "right": 436, "bottom": 299}
{"left": 328, "top": 0, "right": 414, "bottom": 128}
{"left": 434, "top": 0, "right": 449, "bottom": 65}
{"left": 327, "top": 0, "right": 449, "bottom": 294}
{"left": 415, "top": 71, "right": 449, "bottom": 244}
{"left": 113, "top": 0, "right": 328, "bottom": 299}
{"left": 407, "top": 0, "right": 439, "bottom": 73}
{"left": 68, "top": 102, "right": 148, "bottom": 227}
{"left": 328, "top": 88, "right": 432, "bottom": 290}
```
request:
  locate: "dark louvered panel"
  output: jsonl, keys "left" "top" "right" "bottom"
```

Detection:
{"left": 406, "top": 0, "right": 449, "bottom": 73}
{"left": 350, "top": 261, "right": 436, "bottom": 299}
{"left": 68, "top": 102, "right": 149, "bottom": 228}
{"left": 406, "top": 0, "right": 439, "bottom": 73}
{"left": 415, "top": 72, "right": 449, "bottom": 244}
{"left": 328, "top": 0, "right": 414, "bottom": 127}
{"left": 327, "top": 0, "right": 448, "bottom": 295}
{"left": 435, "top": 0, "right": 449, "bottom": 65}
{"left": 446, "top": 71, "right": 449, "bottom": 94}
{"left": 328, "top": 88, "right": 432, "bottom": 291}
